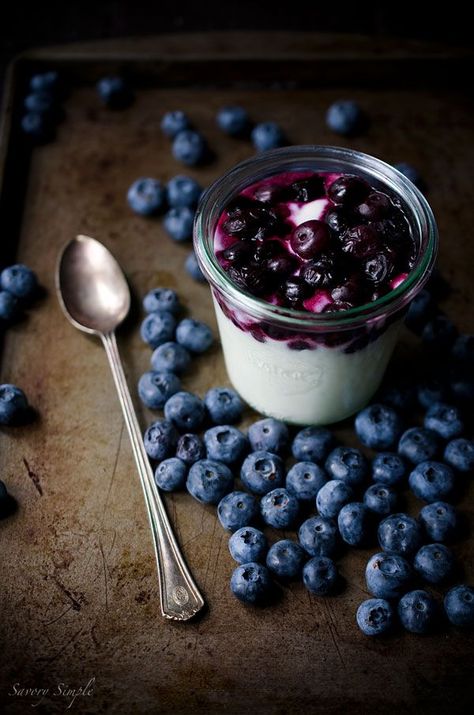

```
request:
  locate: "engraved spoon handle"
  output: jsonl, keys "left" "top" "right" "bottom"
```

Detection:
{"left": 101, "top": 331, "right": 205, "bottom": 620}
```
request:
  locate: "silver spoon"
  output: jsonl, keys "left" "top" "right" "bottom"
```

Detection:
{"left": 56, "top": 235, "right": 205, "bottom": 621}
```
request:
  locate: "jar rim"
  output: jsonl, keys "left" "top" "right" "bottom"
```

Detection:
{"left": 193, "top": 145, "right": 438, "bottom": 331}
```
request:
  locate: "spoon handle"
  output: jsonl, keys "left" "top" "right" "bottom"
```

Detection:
{"left": 102, "top": 331, "right": 205, "bottom": 621}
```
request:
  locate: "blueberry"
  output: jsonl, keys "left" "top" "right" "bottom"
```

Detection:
{"left": 424, "top": 402, "right": 463, "bottom": 440}
{"left": 286, "top": 462, "right": 327, "bottom": 501}
{"left": 172, "top": 130, "right": 207, "bottom": 166}
{"left": 137, "top": 370, "right": 180, "bottom": 410}
{"left": 248, "top": 418, "right": 289, "bottom": 455}
{"left": 417, "top": 376, "right": 450, "bottom": 409}
{"left": 398, "top": 590, "right": 438, "bottom": 634}
{"left": 356, "top": 192, "right": 392, "bottom": 221}
{"left": 186, "top": 459, "right": 233, "bottom": 504}
{"left": 378, "top": 513, "right": 423, "bottom": 556}
{"left": 24, "top": 92, "right": 56, "bottom": 115}
{"left": 143, "top": 420, "right": 178, "bottom": 461}
{"left": 364, "top": 483, "right": 398, "bottom": 516}
{"left": 176, "top": 318, "right": 213, "bottom": 353}
{"left": 326, "top": 100, "right": 365, "bottom": 136}
{"left": 143, "top": 288, "right": 180, "bottom": 314}
{"left": 451, "top": 334, "right": 474, "bottom": 366}
{"left": 185, "top": 251, "right": 206, "bottom": 283}
{"left": 448, "top": 370, "right": 474, "bottom": 406}
{"left": 1, "top": 263, "right": 38, "bottom": 302}
{"left": 290, "top": 221, "right": 330, "bottom": 259}
{"left": 316, "top": 479, "right": 354, "bottom": 519}
{"left": 0, "top": 384, "right": 28, "bottom": 425}
{"left": 175, "top": 433, "right": 205, "bottom": 465}
{"left": 230, "top": 562, "right": 272, "bottom": 604}
{"left": 365, "top": 552, "right": 413, "bottom": 599}
{"left": 414, "top": 543, "right": 454, "bottom": 584}
{"left": 394, "top": 162, "right": 424, "bottom": 189}
{"left": 371, "top": 452, "right": 407, "bottom": 486}
{"left": 167, "top": 175, "right": 202, "bottom": 208}
{"left": 164, "top": 391, "right": 206, "bottom": 431}
{"left": 422, "top": 315, "right": 458, "bottom": 352}
{"left": 355, "top": 404, "right": 402, "bottom": 450}
{"left": 204, "top": 425, "right": 248, "bottom": 465}
{"left": 409, "top": 461, "right": 455, "bottom": 503}
{"left": 405, "top": 290, "right": 435, "bottom": 334}
{"left": 204, "top": 387, "right": 243, "bottom": 425}
{"left": 337, "top": 502, "right": 371, "bottom": 547}
{"left": 325, "top": 447, "right": 368, "bottom": 486}
{"left": 96, "top": 76, "right": 133, "bottom": 108}
{"left": 163, "top": 207, "right": 195, "bottom": 242}
{"left": 0, "top": 480, "right": 16, "bottom": 519}
{"left": 266, "top": 540, "right": 305, "bottom": 579}
{"left": 30, "top": 71, "right": 60, "bottom": 93}
{"left": 292, "top": 426, "right": 335, "bottom": 463}
{"left": 298, "top": 516, "right": 339, "bottom": 557}
{"left": 419, "top": 501, "right": 459, "bottom": 543}
{"left": 154, "top": 457, "right": 187, "bottom": 492}
{"left": 140, "top": 311, "right": 176, "bottom": 349}
{"left": 216, "top": 106, "right": 250, "bottom": 136}
{"left": 398, "top": 427, "right": 439, "bottom": 464}
{"left": 240, "top": 451, "right": 284, "bottom": 495}
{"left": 21, "top": 112, "right": 53, "bottom": 140}
{"left": 217, "top": 491, "right": 259, "bottom": 532}
{"left": 444, "top": 585, "right": 474, "bottom": 627}
{"left": 251, "top": 122, "right": 285, "bottom": 151}
{"left": 161, "top": 110, "right": 190, "bottom": 138}
{"left": 303, "top": 556, "right": 338, "bottom": 595}
{"left": 356, "top": 598, "right": 394, "bottom": 637}
{"left": 127, "top": 178, "right": 167, "bottom": 216}
{"left": 0, "top": 291, "right": 20, "bottom": 321}
{"left": 229, "top": 527, "right": 268, "bottom": 564}
{"left": 260, "top": 488, "right": 299, "bottom": 529}
{"left": 444, "top": 438, "right": 474, "bottom": 473}
{"left": 377, "top": 382, "right": 417, "bottom": 414}
{"left": 150, "top": 342, "right": 190, "bottom": 374}
{"left": 327, "top": 176, "right": 370, "bottom": 207}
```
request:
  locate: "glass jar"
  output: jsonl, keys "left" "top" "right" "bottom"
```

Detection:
{"left": 194, "top": 146, "right": 438, "bottom": 425}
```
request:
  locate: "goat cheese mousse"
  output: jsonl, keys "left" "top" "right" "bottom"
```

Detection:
{"left": 194, "top": 146, "right": 438, "bottom": 425}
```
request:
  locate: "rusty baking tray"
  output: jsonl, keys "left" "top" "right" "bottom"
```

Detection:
{"left": 0, "top": 33, "right": 473, "bottom": 715}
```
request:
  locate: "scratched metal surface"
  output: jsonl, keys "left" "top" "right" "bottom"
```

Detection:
{"left": 0, "top": 34, "right": 473, "bottom": 715}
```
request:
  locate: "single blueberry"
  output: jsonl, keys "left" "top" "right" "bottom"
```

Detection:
{"left": 30, "top": 71, "right": 60, "bottom": 93}
{"left": 444, "top": 438, "right": 474, "bottom": 473}
{"left": 405, "top": 290, "right": 435, "bottom": 334}
{"left": 0, "top": 264, "right": 37, "bottom": 301}
{"left": 424, "top": 402, "right": 464, "bottom": 440}
{"left": 398, "top": 590, "right": 438, "bottom": 634}
{"left": 417, "top": 377, "right": 450, "bottom": 409}
{"left": 216, "top": 106, "right": 250, "bottom": 136}
{"left": 371, "top": 452, "right": 407, "bottom": 487}
{"left": 161, "top": 110, "right": 190, "bottom": 138}
{"left": 444, "top": 585, "right": 474, "bottom": 627}
{"left": 266, "top": 540, "right": 305, "bottom": 579}
{"left": 251, "top": 122, "right": 285, "bottom": 151}
{"left": 204, "top": 425, "right": 248, "bottom": 465}
{"left": 316, "top": 479, "right": 354, "bottom": 519}
{"left": 127, "top": 178, "right": 167, "bottom": 216}
{"left": 154, "top": 457, "right": 187, "bottom": 492}
{"left": 419, "top": 501, "right": 459, "bottom": 542}
{"left": 398, "top": 427, "right": 439, "bottom": 464}
{"left": 24, "top": 91, "right": 56, "bottom": 115}
{"left": 143, "top": 288, "right": 180, "bottom": 314}
{"left": 298, "top": 515, "right": 339, "bottom": 557}
{"left": 303, "top": 556, "right": 338, "bottom": 595}
{"left": 175, "top": 433, "right": 205, "bottom": 465}
{"left": 355, "top": 404, "right": 403, "bottom": 450}
{"left": 96, "top": 76, "right": 133, "bottom": 108}
{"left": 172, "top": 130, "right": 207, "bottom": 166}
{"left": 291, "top": 426, "right": 335, "bottom": 463}
{"left": 337, "top": 502, "right": 371, "bottom": 547}
{"left": 143, "top": 420, "right": 178, "bottom": 461}
{"left": 325, "top": 447, "right": 368, "bottom": 486}
{"left": 137, "top": 371, "right": 180, "bottom": 410}
{"left": 422, "top": 315, "right": 458, "bottom": 352}
{"left": 186, "top": 459, "right": 233, "bottom": 504}
{"left": 217, "top": 491, "right": 259, "bottom": 532}
{"left": 394, "top": 162, "right": 424, "bottom": 189}
{"left": 240, "top": 451, "right": 284, "bottom": 495}
{"left": 151, "top": 342, "right": 190, "bottom": 374}
{"left": 230, "top": 562, "right": 272, "bottom": 604}
{"left": 448, "top": 370, "right": 474, "bottom": 406}
{"left": 0, "top": 291, "right": 20, "bottom": 321}
{"left": 408, "top": 461, "right": 455, "bottom": 503}
{"left": 167, "top": 175, "right": 202, "bottom": 208}
{"left": 326, "top": 100, "right": 365, "bottom": 136}
{"left": 0, "top": 480, "right": 16, "bottom": 519}
{"left": 185, "top": 251, "right": 206, "bottom": 283}
{"left": 204, "top": 387, "right": 243, "bottom": 425}
{"left": 365, "top": 552, "right": 413, "bottom": 599}
{"left": 414, "top": 543, "right": 454, "bottom": 584}
{"left": 363, "top": 483, "right": 398, "bottom": 516}
{"left": 286, "top": 462, "right": 327, "bottom": 501}
{"left": 164, "top": 391, "right": 206, "bottom": 432}
{"left": 260, "top": 488, "right": 299, "bottom": 529}
{"left": 377, "top": 382, "right": 417, "bottom": 414}
{"left": 248, "top": 418, "right": 289, "bottom": 455}
{"left": 140, "top": 311, "right": 176, "bottom": 349}
{"left": 356, "top": 598, "right": 394, "bottom": 637}
{"left": 163, "top": 207, "right": 195, "bottom": 242}
{"left": 229, "top": 526, "right": 268, "bottom": 564}
{"left": 176, "top": 318, "right": 213, "bottom": 353}
{"left": 21, "top": 111, "right": 54, "bottom": 140}
{"left": 0, "top": 384, "right": 29, "bottom": 425}
{"left": 378, "top": 513, "right": 423, "bottom": 556}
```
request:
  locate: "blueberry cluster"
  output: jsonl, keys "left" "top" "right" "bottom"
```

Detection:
{"left": 21, "top": 71, "right": 65, "bottom": 142}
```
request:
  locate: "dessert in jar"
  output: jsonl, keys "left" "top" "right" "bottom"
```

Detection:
{"left": 194, "top": 146, "right": 438, "bottom": 425}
